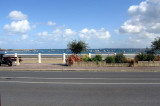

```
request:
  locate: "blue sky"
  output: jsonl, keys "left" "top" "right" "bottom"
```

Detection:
{"left": 0, "top": 0, "right": 160, "bottom": 49}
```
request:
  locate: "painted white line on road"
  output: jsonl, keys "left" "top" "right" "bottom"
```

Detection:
{"left": 1, "top": 77, "right": 160, "bottom": 80}
{"left": 1, "top": 81, "right": 160, "bottom": 85}
{"left": 0, "top": 77, "right": 108, "bottom": 80}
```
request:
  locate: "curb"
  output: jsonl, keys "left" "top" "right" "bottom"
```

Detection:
{"left": 0, "top": 69, "right": 160, "bottom": 72}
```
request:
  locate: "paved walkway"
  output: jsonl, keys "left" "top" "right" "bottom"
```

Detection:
{"left": 0, "top": 63, "right": 160, "bottom": 72}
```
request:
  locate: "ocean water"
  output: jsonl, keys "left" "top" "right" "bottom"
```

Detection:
{"left": 0, "top": 48, "right": 146, "bottom": 54}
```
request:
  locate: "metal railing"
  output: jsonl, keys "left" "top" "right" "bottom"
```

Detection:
{"left": 5, "top": 53, "right": 137, "bottom": 64}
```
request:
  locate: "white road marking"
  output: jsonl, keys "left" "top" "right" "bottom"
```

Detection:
{"left": 0, "top": 81, "right": 160, "bottom": 85}
{"left": 0, "top": 77, "right": 109, "bottom": 80}
{"left": 0, "top": 77, "right": 160, "bottom": 80}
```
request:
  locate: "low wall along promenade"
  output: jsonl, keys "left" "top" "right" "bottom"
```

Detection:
{"left": 138, "top": 61, "right": 160, "bottom": 67}
{"left": 72, "top": 62, "right": 131, "bottom": 67}
{"left": 71, "top": 61, "right": 160, "bottom": 67}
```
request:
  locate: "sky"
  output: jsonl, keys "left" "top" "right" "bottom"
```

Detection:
{"left": 0, "top": 0, "right": 160, "bottom": 49}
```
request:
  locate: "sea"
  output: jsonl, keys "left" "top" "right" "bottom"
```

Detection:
{"left": 0, "top": 48, "right": 146, "bottom": 55}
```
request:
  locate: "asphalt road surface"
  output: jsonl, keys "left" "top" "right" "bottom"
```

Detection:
{"left": 1, "top": 71, "right": 160, "bottom": 106}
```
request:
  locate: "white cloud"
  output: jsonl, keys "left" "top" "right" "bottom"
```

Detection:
{"left": 52, "top": 28, "right": 76, "bottom": 40}
{"left": 4, "top": 20, "right": 31, "bottom": 34}
{"left": 37, "top": 28, "right": 76, "bottom": 41}
{"left": 117, "top": 0, "right": 160, "bottom": 46}
{"left": 38, "top": 31, "right": 48, "bottom": 37}
{"left": 147, "top": 0, "right": 160, "bottom": 3}
{"left": 47, "top": 21, "right": 56, "bottom": 26}
{"left": 118, "top": 20, "right": 144, "bottom": 34}
{"left": 21, "top": 34, "right": 28, "bottom": 40}
{"left": 8, "top": 10, "right": 27, "bottom": 20}
{"left": 64, "top": 29, "right": 76, "bottom": 35}
{"left": 128, "top": 1, "right": 148, "bottom": 15}
{"left": 3, "top": 11, "right": 31, "bottom": 41}
{"left": 79, "top": 28, "right": 111, "bottom": 40}
{"left": 37, "top": 27, "right": 111, "bottom": 47}
{"left": 36, "top": 25, "right": 111, "bottom": 48}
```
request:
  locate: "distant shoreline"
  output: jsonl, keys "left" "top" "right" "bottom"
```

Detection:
{"left": 0, "top": 49, "right": 36, "bottom": 51}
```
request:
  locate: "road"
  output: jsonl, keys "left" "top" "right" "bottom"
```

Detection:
{"left": 0, "top": 71, "right": 160, "bottom": 106}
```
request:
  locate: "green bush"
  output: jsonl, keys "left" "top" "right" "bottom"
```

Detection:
{"left": 135, "top": 53, "right": 156, "bottom": 61}
{"left": 115, "top": 53, "right": 126, "bottom": 63}
{"left": 92, "top": 55, "right": 103, "bottom": 61}
{"left": 82, "top": 54, "right": 92, "bottom": 62}
{"left": 146, "top": 54, "right": 155, "bottom": 61}
{"left": 154, "top": 55, "right": 160, "bottom": 61}
{"left": 135, "top": 53, "right": 147, "bottom": 61}
{"left": 105, "top": 56, "right": 115, "bottom": 63}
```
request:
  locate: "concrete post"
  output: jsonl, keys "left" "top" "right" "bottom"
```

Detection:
{"left": 89, "top": 53, "right": 91, "bottom": 58}
{"left": 63, "top": 53, "right": 66, "bottom": 64}
{"left": 38, "top": 53, "right": 41, "bottom": 63}
{"left": 14, "top": 53, "right": 17, "bottom": 57}
{"left": 14, "top": 53, "right": 17, "bottom": 63}
{"left": 16, "top": 57, "right": 20, "bottom": 66}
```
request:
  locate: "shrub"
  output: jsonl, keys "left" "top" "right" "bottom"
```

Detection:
{"left": 122, "top": 58, "right": 136, "bottom": 66}
{"left": 135, "top": 53, "right": 156, "bottom": 61}
{"left": 154, "top": 55, "right": 160, "bottom": 61}
{"left": 66, "top": 54, "right": 82, "bottom": 65}
{"left": 115, "top": 53, "right": 126, "bottom": 63}
{"left": 146, "top": 54, "right": 155, "bottom": 61}
{"left": 135, "top": 53, "right": 147, "bottom": 61}
{"left": 82, "top": 54, "right": 92, "bottom": 62}
{"left": 92, "top": 55, "right": 103, "bottom": 62}
{"left": 105, "top": 56, "right": 115, "bottom": 63}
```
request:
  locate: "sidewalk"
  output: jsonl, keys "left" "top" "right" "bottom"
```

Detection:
{"left": 0, "top": 63, "right": 160, "bottom": 72}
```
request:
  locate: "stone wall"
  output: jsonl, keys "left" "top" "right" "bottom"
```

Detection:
{"left": 72, "top": 62, "right": 131, "bottom": 67}
{"left": 138, "top": 61, "right": 160, "bottom": 67}
{"left": 71, "top": 61, "right": 160, "bottom": 67}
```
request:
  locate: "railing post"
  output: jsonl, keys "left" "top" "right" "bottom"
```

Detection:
{"left": 38, "top": 53, "right": 41, "bottom": 63}
{"left": 63, "top": 53, "right": 66, "bottom": 64}
{"left": 89, "top": 53, "right": 91, "bottom": 58}
{"left": 16, "top": 57, "right": 20, "bottom": 66}
{"left": 14, "top": 53, "right": 17, "bottom": 63}
{"left": 14, "top": 53, "right": 17, "bottom": 57}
